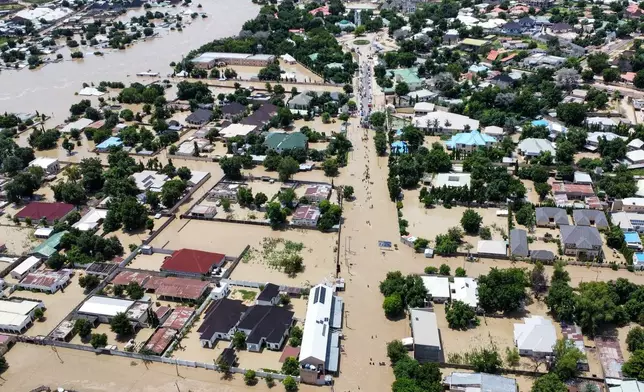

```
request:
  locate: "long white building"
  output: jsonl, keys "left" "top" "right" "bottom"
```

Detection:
{"left": 0, "top": 298, "right": 44, "bottom": 334}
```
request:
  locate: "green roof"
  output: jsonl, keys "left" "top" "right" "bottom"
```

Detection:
{"left": 31, "top": 230, "right": 68, "bottom": 258}
{"left": 264, "top": 132, "right": 308, "bottom": 151}
{"left": 308, "top": 53, "right": 319, "bottom": 62}
{"left": 461, "top": 38, "right": 490, "bottom": 47}
{"left": 387, "top": 67, "right": 423, "bottom": 86}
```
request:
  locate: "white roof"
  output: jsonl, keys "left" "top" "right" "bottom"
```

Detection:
{"left": 60, "top": 118, "right": 94, "bottom": 133}
{"left": 281, "top": 54, "right": 296, "bottom": 63}
{"left": 587, "top": 117, "right": 618, "bottom": 127}
{"left": 410, "top": 308, "right": 441, "bottom": 348}
{"left": 450, "top": 277, "right": 479, "bottom": 308}
{"left": 72, "top": 208, "right": 108, "bottom": 231}
{"left": 412, "top": 111, "right": 480, "bottom": 132}
{"left": 587, "top": 131, "right": 626, "bottom": 144}
{"left": 421, "top": 276, "right": 450, "bottom": 299}
{"left": 29, "top": 157, "right": 58, "bottom": 169}
{"left": 432, "top": 173, "right": 471, "bottom": 188}
{"left": 513, "top": 316, "right": 556, "bottom": 354}
{"left": 622, "top": 197, "right": 644, "bottom": 207}
{"left": 0, "top": 311, "right": 30, "bottom": 329}
{"left": 12, "top": 256, "right": 41, "bottom": 277}
{"left": 219, "top": 124, "right": 257, "bottom": 138}
{"left": 628, "top": 149, "right": 644, "bottom": 163}
{"left": 609, "top": 380, "right": 644, "bottom": 392}
{"left": 0, "top": 298, "right": 41, "bottom": 315}
{"left": 483, "top": 126, "right": 504, "bottom": 136}
{"left": 413, "top": 102, "right": 435, "bottom": 112}
{"left": 34, "top": 227, "right": 54, "bottom": 237}
{"left": 300, "top": 284, "right": 334, "bottom": 364}
{"left": 573, "top": 171, "right": 592, "bottom": 184}
{"left": 78, "top": 87, "right": 104, "bottom": 97}
{"left": 629, "top": 139, "right": 644, "bottom": 149}
{"left": 477, "top": 240, "right": 507, "bottom": 256}
{"left": 78, "top": 296, "right": 134, "bottom": 317}
{"left": 517, "top": 138, "right": 555, "bottom": 156}
{"left": 132, "top": 170, "right": 168, "bottom": 193}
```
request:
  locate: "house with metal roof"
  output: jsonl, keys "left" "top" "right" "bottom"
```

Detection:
{"left": 536, "top": 207, "right": 569, "bottom": 227}
{"left": 288, "top": 93, "right": 313, "bottom": 110}
{"left": 514, "top": 315, "right": 556, "bottom": 357}
{"left": 572, "top": 210, "right": 609, "bottom": 229}
{"left": 624, "top": 232, "right": 642, "bottom": 249}
{"left": 560, "top": 225, "right": 603, "bottom": 259}
{"left": 96, "top": 136, "right": 123, "bottom": 152}
{"left": 421, "top": 276, "right": 450, "bottom": 303}
{"left": 530, "top": 249, "right": 555, "bottom": 263}
{"left": 264, "top": 132, "right": 308, "bottom": 153}
{"left": 445, "top": 130, "right": 497, "bottom": 152}
{"left": 410, "top": 308, "right": 442, "bottom": 362}
{"left": 16, "top": 202, "right": 75, "bottom": 224}
{"left": 444, "top": 372, "right": 517, "bottom": 392}
{"left": 186, "top": 108, "right": 213, "bottom": 126}
{"left": 412, "top": 111, "right": 480, "bottom": 134}
{"left": 30, "top": 230, "right": 68, "bottom": 259}
{"left": 160, "top": 248, "right": 226, "bottom": 278}
{"left": 510, "top": 229, "right": 529, "bottom": 258}
{"left": 518, "top": 138, "right": 556, "bottom": 157}
{"left": 449, "top": 277, "right": 479, "bottom": 308}
{"left": 236, "top": 305, "right": 295, "bottom": 352}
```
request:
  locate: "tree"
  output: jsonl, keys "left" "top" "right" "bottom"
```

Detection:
{"left": 278, "top": 156, "right": 299, "bottom": 182}
{"left": 370, "top": 112, "right": 386, "bottom": 127}
{"left": 383, "top": 293, "right": 404, "bottom": 318}
{"left": 237, "top": 187, "right": 254, "bottom": 207}
{"left": 177, "top": 166, "right": 192, "bottom": 181}
{"left": 469, "top": 347, "right": 503, "bottom": 373}
{"left": 78, "top": 274, "right": 100, "bottom": 291}
{"left": 254, "top": 192, "right": 268, "bottom": 208}
{"left": 575, "top": 281, "right": 628, "bottom": 336}
{"left": 555, "top": 68, "right": 579, "bottom": 90}
{"left": 395, "top": 81, "right": 410, "bottom": 97}
{"left": 478, "top": 268, "right": 528, "bottom": 313}
{"left": 47, "top": 252, "right": 67, "bottom": 270}
{"left": 343, "top": 185, "right": 354, "bottom": 200}
{"left": 553, "top": 338, "right": 586, "bottom": 380}
{"left": 374, "top": 131, "right": 388, "bottom": 155}
{"left": 232, "top": 330, "right": 246, "bottom": 349}
{"left": 354, "top": 24, "right": 366, "bottom": 36}
{"left": 119, "top": 197, "right": 150, "bottom": 231}
{"left": 446, "top": 301, "right": 478, "bottom": 330}
{"left": 161, "top": 179, "right": 187, "bottom": 208}
{"left": 73, "top": 318, "right": 92, "bottom": 337}
{"left": 557, "top": 103, "right": 586, "bottom": 126}
{"left": 545, "top": 281, "right": 576, "bottom": 322}
{"left": 413, "top": 238, "right": 429, "bottom": 252}
{"left": 278, "top": 188, "right": 297, "bottom": 208}
{"left": 283, "top": 375, "right": 298, "bottom": 391}
{"left": 439, "top": 264, "right": 450, "bottom": 275}
{"left": 530, "top": 262, "right": 547, "bottom": 294}
{"left": 282, "top": 356, "right": 299, "bottom": 376}
{"left": 455, "top": 267, "right": 466, "bottom": 277}
{"left": 110, "top": 312, "right": 132, "bottom": 336}
{"left": 244, "top": 369, "right": 258, "bottom": 386}
{"left": 532, "top": 373, "right": 567, "bottom": 392}
{"left": 322, "top": 158, "right": 339, "bottom": 177}
{"left": 635, "top": 70, "right": 644, "bottom": 89}
{"left": 127, "top": 282, "right": 144, "bottom": 300}
{"left": 603, "top": 67, "right": 621, "bottom": 83}
{"left": 387, "top": 340, "right": 408, "bottom": 364}
{"left": 460, "top": 209, "right": 482, "bottom": 235}
{"left": 289, "top": 326, "right": 303, "bottom": 347}
{"left": 535, "top": 182, "right": 551, "bottom": 200}
{"left": 0, "top": 356, "right": 7, "bottom": 372}
{"left": 33, "top": 307, "right": 45, "bottom": 321}
{"left": 265, "top": 202, "right": 286, "bottom": 228}
{"left": 219, "top": 156, "right": 243, "bottom": 179}
{"left": 90, "top": 333, "right": 108, "bottom": 349}
{"left": 587, "top": 52, "right": 610, "bottom": 74}
{"left": 505, "top": 347, "right": 520, "bottom": 368}
{"left": 628, "top": 327, "right": 644, "bottom": 352}
{"left": 62, "top": 137, "right": 74, "bottom": 155}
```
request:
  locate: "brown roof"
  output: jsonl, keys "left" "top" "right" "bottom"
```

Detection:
{"left": 160, "top": 248, "right": 225, "bottom": 275}
{"left": 145, "top": 276, "right": 209, "bottom": 300}
{"left": 279, "top": 346, "right": 301, "bottom": 363}
{"left": 552, "top": 182, "right": 595, "bottom": 197}
{"left": 144, "top": 327, "right": 176, "bottom": 354}
{"left": 20, "top": 270, "right": 70, "bottom": 288}
{"left": 162, "top": 307, "right": 194, "bottom": 330}
{"left": 111, "top": 271, "right": 151, "bottom": 286}
{"left": 16, "top": 202, "right": 75, "bottom": 222}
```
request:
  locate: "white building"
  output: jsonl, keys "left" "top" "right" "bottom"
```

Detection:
{"left": 59, "top": 118, "right": 94, "bottom": 134}
{"left": 132, "top": 170, "right": 169, "bottom": 193}
{"left": 413, "top": 102, "right": 435, "bottom": 116}
{"left": 518, "top": 138, "right": 556, "bottom": 157}
{"left": 586, "top": 117, "right": 618, "bottom": 130}
{"left": 28, "top": 157, "right": 59, "bottom": 175}
{"left": 476, "top": 240, "right": 507, "bottom": 257}
{"left": 0, "top": 298, "right": 44, "bottom": 334}
{"left": 291, "top": 205, "right": 321, "bottom": 227}
{"left": 412, "top": 111, "right": 480, "bottom": 134}
{"left": 431, "top": 173, "right": 471, "bottom": 188}
{"left": 77, "top": 296, "right": 136, "bottom": 324}
{"left": 72, "top": 208, "right": 108, "bottom": 231}
{"left": 513, "top": 316, "right": 556, "bottom": 357}
{"left": 482, "top": 126, "right": 505, "bottom": 140}
{"left": 219, "top": 124, "right": 257, "bottom": 139}
{"left": 303, "top": 184, "right": 332, "bottom": 203}
{"left": 10, "top": 256, "right": 42, "bottom": 280}
{"left": 209, "top": 282, "right": 230, "bottom": 300}
{"left": 299, "top": 284, "right": 343, "bottom": 380}
{"left": 18, "top": 269, "right": 72, "bottom": 293}
{"left": 410, "top": 308, "right": 443, "bottom": 362}
{"left": 449, "top": 277, "right": 479, "bottom": 308}
{"left": 628, "top": 150, "right": 644, "bottom": 164}
{"left": 421, "top": 276, "right": 450, "bottom": 303}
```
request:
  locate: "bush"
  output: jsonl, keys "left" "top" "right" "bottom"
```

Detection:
{"left": 386, "top": 340, "right": 407, "bottom": 364}
{"left": 439, "top": 264, "right": 451, "bottom": 276}
{"left": 244, "top": 369, "right": 257, "bottom": 386}
{"left": 283, "top": 376, "right": 298, "bottom": 391}
{"left": 455, "top": 267, "right": 466, "bottom": 277}
{"left": 90, "top": 333, "right": 108, "bottom": 348}
{"left": 424, "top": 266, "right": 438, "bottom": 274}
{"left": 479, "top": 227, "right": 492, "bottom": 240}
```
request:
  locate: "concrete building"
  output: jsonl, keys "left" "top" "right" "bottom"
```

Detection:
{"left": 15, "top": 202, "right": 75, "bottom": 224}
{"left": 191, "top": 52, "right": 275, "bottom": 69}
{"left": 536, "top": 207, "right": 570, "bottom": 227}
{"left": 421, "top": 276, "right": 450, "bottom": 303}
{"left": 160, "top": 248, "right": 226, "bottom": 278}
{"left": 72, "top": 208, "right": 108, "bottom": 231}
{"left": 443, "top": 372, "right": 517, "bottom": 392}
{"left": 412, "top": 112, "right": 480, "bottom": 134}
{"left": 291, "top": 205, "right": 321, "bottom": 227}
{"left": 445, "top": 130, "right": 497, "bottom": 152}
{"left": 236, "top": 305, "right": 294, "bottom": 352}
{"left": 29, "top": 157, "right": 59, "bottom": 175}
{"left": 256, "top": 283, "right": 281, "bottom": 306}
{"left": 476, "top": 240, "right": 507, "bottom": 257}
{"left": 413, "top": 102, "right": 435, "bottom": 116}
{"left": 18, "top": 269, "right": 72, "bottom": 293}
{"left": 514, "top": 316, "right": 556, "bottom": 357}
{"left": 77, "top": 296, "right": 147, "bottom": 325}
{"left": 509, "top": 229, "right": 528, "bottom": 258}
{"left": 517, "top": 138, "right": 556, "bottom": 157}
{"left": 0, "top": 298, "right": 44, "bottom": 334}
{"left": 572, "top": 210, "right": 609, "bottom": 229}
{"left": 132, "top": 170, "right": 169, "bottom": 193}
{"left": 449, "top": 277, "right": 479, "bottom": 308}
{"left": 288, "top": 93, "right": 314, "bottom": 110}
{"left": 303, "top": 184, "right": 332, "bottom": 203}
{"left": 299, "top": 284, "right": 343, "bottom": 381}
{"left": 95, "top": 136, "right": 123, "bottom": 152}
{"left": 560, "top": 225, "right": 603, "bottom": 259}
{"left": 429, "top": 173, "right": 471, "bottom": 188}
{"left": 10, "top": 256, "right": 42, "bottom": 280}
{"left": 612, "top": 212, "right": 644, "bottom": 233}
{"left": 264, "top": 132, "right": 308, "bottom": 153}
{"left": 410, "top": 308, "right": 442, "bottom": 362}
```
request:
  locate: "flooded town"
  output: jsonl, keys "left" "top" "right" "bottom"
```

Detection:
{"left": 4, "top": 0, "right": 644, "bottom": 392}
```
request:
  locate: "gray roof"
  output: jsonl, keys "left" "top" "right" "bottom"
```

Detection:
{"left": 410, "top": 308, "right": 441, "bottom": 348}
{"left": 572, "top": 210, "right": 609, "bottom": 228}
{"left": 289, "top": 92, "right": 313, "bottom": 106}
{"left": 444, "top": 372, "right": 517, "bottom": 392}
{"left": 518, "top": 138, "right": 556, "bottom": 156}
{"left": 510, "top": 229, "right": 529, "bottom": 257}
{"left": 536, "top": 207, "right": 569, "bottom": 226}
{"left": 560, "top": 225, "right": 603, "bottom": 249}
{"left": 530, "top": 250, "right": 555, "bottom": 262}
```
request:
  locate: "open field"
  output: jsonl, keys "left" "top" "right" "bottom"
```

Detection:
{"left": 236, "top": 347, "right": 283, "bottom": 372}
{"left": 0, "top": 225, "right": 39, "bottom": 254}
{"left": 127, "top": 252, "right": 169, "bottom": 271}
{"left": 1, "top": 343, "right": 322, "bottom": 392}
{"left": 149, "top": 219, "right": 338, "bottom": 286}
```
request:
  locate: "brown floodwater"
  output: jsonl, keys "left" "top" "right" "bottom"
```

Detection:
{"left": 0, "top": 0, "right": 259, "bottom": 122}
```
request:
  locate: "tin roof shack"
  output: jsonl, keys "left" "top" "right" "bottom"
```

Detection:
{"left": 160, "top": 248, "right": 226, "bottom": 278}
{"left": 162, "top": 306, "right": 194, "bottom": 331}
{"left": 143, "top": 276, "right": 210, "bottom": 302}
{"left": 0, "top": 298, "right": 44, "bottom": 334}
{"left": 50, "top": 320, "right": 75, "bottom": 341}
{"left": 552, "top": 182, "right": 595, "bottom": 200}
{"left": 18, "top": 269, "right": 72, "bottom": 293}
{"left": 143, "top": 327, "right": 176, "bottom": 355}
{"left": 561, "top": 324, "right": 589, "bottom": 371}
{"left": 111, "top": 271, "right": 151, "bottom": 287}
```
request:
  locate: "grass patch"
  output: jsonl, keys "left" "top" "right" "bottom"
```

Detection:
{"left": 258, "top": 237, "right": 305, "bottom": 277}
{"left": 237, "top": 289, "right": 257, "bottom": 301}
{"left": 353, "top": 39, "right": 370, "bottom": 45}
{"left": 629, "top": 168, "right": 644, "bottom": 176}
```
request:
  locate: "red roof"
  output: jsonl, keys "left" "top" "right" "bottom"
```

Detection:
{"left": 155, "top": 306, "right": 172, "bottom": 319}
{"left": 623, "top": 72, "right": 637, "bottom": 83}
{"left": 162, "top": 307, "right": 194, "bottom": 330}
{"left": 161, "top": 249, "right": 225, "bottom": 275}
{"left": 20, "top": 270, "right": 70, "bottom": 288}
{"left": 309, "top": 5, "right": 330, "bottom": 16}
{"left": 501, "top": 53, "right": 517, "bottom": 63}
{"left": 144, "top": 327, "right": 176, "bottom": 354}
{"left": 144, "top": 276, "right": 209, "bottom": 300}
{"left": 293, "top": 205, "right": 320, "bottom": 220}
{"left": 487, "top": 50, "right": 499, "bottom": 61}
{"left": 553, "top": 182, "right": 595, "bottom": 197}
{"left": 16, "top": 202, "right": 75, "bottom": 222}
{"left": 111, "top": 271, "right": 151, "bottom": 286}
{"left": 279, "top": 346, "right": 301, "bottom": 363}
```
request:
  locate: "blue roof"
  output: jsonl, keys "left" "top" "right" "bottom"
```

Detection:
{"left": 532, "top": 119, "right": 549, "bottom": 127}
{"left": 445, "top": 130, "right": 496, "bottom": 148}
{"left": 635, "top": 253, "right": 644, "bottom": 263}
{"left": 625, "top": 232, "right": 641, "bottom": 243}
{"left": 391, "top": 140, "right": 409, "bottom": 154}
{"left": 96, "top": 136, "right": 123, "bottom": 150}
{"left": 469, "top": 64, "right": 488, "bottom": 73}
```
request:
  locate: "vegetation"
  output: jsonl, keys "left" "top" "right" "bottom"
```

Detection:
{"left": 90, "top": 333, "right": 108, "bottom": 349}
{"left": 478, "top": 268, "right": 528, "bottom": 314}
{"left": 380, "top": 271, "right": 428, "bottom": 318}
{"left": 445, "top": 301, "right": 479, "bottom": 330}
{"left": 110, "top": 313, "right": 132, "bottom": 337}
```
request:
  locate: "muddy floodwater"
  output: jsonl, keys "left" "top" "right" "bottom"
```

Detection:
{"left": 0, "top": 0, "right": 259, "bottom": 122}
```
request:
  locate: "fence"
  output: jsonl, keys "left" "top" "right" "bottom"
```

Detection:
{"left": 220, "top": 245, "right": 250, "bottom": 279}
{"left": 167, "top": 154, "right": 215, "bottom": 162}
{"left": 142, "top": 215, "right": 176, "bottom": 246}
{"left": 151, "top": 247, "right": 174, "bottom": 255}
{"left": 168, "top": 172, "right": 211, "bottom": 215}
{"left": 0, "top": 255, "right": 26, "bottom": 279}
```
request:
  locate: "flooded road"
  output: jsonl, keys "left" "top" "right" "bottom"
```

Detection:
{"left": 0, "top": 0, "right": 259, "bottom": 122}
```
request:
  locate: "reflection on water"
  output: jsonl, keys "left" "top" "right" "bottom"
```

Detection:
{"left": 0, "top": 0, "right": 258, "bottom": 124}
